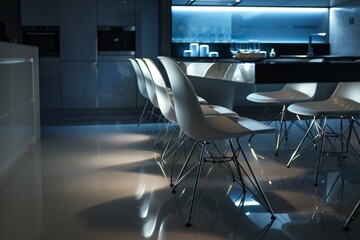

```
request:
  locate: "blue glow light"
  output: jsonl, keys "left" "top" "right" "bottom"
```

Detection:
{"left": 172, "top": 6, "right": 329, "bottom": 43}
{"left": 173, "top": 6, "right": 328, "bottom": 13}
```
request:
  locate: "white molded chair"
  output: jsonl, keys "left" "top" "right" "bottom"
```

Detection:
{"left": 136, "top": 58, "right": 160, "bottom": 113}
{"left": 143, "top": 58, "right": 179, "bottom": 157}
{"left": 287, "top": 82, "right": 360, "bottom": 185}
{"left": 143, "top": 58, "right": 240, "bottom": 185}
{"left": 204, "top": 62, "right": 232, "bottom": 79}
{"left": 129, "top": 58, "right": 150, "bottom": 126}
{"left": 246, "top": 59, "right": 322, "bottom": 155}
{"left": 247, "top": 82, "right": 318, "bottom": 155}
{"left": 158, "top": 56, "right": 278, "bottom": 227}
{"left": 186, "top": 62, "right": 215, "bottom": 77}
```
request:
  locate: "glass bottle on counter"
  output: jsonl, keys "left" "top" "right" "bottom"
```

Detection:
{"left": 269, "top": 48, "right": 276, "bottom": 57}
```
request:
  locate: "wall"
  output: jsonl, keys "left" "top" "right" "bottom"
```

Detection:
{"left": 0, "top": 0, "right": 21, "bottom": 43}
{"left": 330, "top": 0, "right": 360, "bottom": 55}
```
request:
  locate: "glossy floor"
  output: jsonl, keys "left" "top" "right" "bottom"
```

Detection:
{"left": 0, "top": 121, "right": 359, "bottom": 240}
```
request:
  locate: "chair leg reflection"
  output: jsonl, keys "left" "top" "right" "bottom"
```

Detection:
{"left": 343, "top": 200, "right": 360, "bottom": 231}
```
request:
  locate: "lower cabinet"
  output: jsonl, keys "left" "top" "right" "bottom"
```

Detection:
{"left": 39, "top": 57, "right": 61, "bottom": 110}
{"left": 98, "top": 60, "right": 137, "bottom": 108}
{"left": 59, "top": 60, "right": 137, "bottom": 110}
{"left": 61, "top": 61, "right": 99, "bottom": 109}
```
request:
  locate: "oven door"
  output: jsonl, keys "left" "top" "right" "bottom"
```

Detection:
{"left": 98, "top": 26, "right": 135, "bottom": 55}
{"left": 22, "top": 26, "right": 60, "bottom": 56}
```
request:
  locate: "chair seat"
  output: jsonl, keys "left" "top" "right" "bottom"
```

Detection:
{"left": 207, "top": 116, "right": 277, "bottom": 135}
{"left": 288, "top": 96, "right": 360, "bottom": 117}
{"left": 197, "top": 96, "right": 208, "bottom": 104}
{"left": 169, "top": 91, "right": 236, "bottom": 117}
{"left": 188, "top": 115, "right": 277, "bottom": 141}
{"left": 247, "top": 89, "right": 312, "bottom": 104}
{"left": 168, "top": 90, "right": 208, "bottom": 104}
{"left": 201, "top": 104, "right": 239, "bottom": 117}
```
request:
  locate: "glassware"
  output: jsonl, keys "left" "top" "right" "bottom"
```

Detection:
{"left": 230, "top": 41, "right": 239, "bottom": 57}
{"left": 209, "top": 33, "right": 216, "bottom": 42}
{"left": 239, "top": 43, "right": 246, "bottom": 53}
{"left": 246, "top": 39, "right": 261, "bottom": 53}
{"left": 254, "top": 40, "right": 261, "bottom": 53}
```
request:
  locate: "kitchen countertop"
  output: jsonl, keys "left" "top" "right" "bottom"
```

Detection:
{"left": 177, "top": 56, "right": 360, "bottom": 83}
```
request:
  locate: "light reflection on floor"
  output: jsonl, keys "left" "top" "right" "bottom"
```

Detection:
{"left": 0, "top": 121, "right": 359, "bottom": 240}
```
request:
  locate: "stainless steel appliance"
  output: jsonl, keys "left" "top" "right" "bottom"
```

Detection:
{"left": 22, "top": 26, "right": 60, "bottom": 56}
{"left": 97, "top": 26, "right": 135, "bottom": 55}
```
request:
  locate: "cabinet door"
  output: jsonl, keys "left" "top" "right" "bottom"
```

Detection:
{"left": 61, "top": 62, "right": 98, "bottom": 109}
{"left": 136, "top": 0, "right": 159, "bottom": 59}
{"left": 97, "top": 0, "right": 135, "bottom": 26}
{"left": 21, "top": 0, "right": 59, "bottom": 25}
{"left": 39, "top": 57, "right": 61, "bottom": 109}
{"left": 98, "top": 61, "right": 136, "bottom": 108}
{"left": 59, "top": 0, "right": 97, "bottom": 61}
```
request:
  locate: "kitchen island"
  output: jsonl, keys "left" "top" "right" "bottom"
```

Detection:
{"left": 177, "top": 57, "right": 360, "bottom": 109}
{"left": 0, "top": 41, "right": 40, "bottom": 186}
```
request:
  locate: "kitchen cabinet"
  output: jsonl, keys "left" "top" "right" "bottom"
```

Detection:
{"left": 39, "top": 57, "right": 61, "bottom": 109}
{"left": 21, "top": 0, "right": 157, "bottom": 113}
{"left": 59, "top": 0, "right": 98, "bottom": 110}
{"left": 61, "top": 62, "right": 98, "bottom": 109}
{"left": 59, "top": 0, "right": 97, "bottom": 61}
{"left": 20, "top": 0, "right": 59, "bottom": 25}
{"left": 136, "top": 0, "right": 159, "bottom": 59}
{"left": 97, "top": 0, "right": 135, "bottom": 26}
{"left": 98, "top": 60, "right": 136, "bottom": 108}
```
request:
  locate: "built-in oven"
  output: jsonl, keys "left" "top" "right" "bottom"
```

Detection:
{"left": 97, "top": 26, "right": 135, "bottom": 55}
{"left": 22, "top": 26, "right": 60, "bottom": 56}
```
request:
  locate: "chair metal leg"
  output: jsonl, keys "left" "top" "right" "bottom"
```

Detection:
{"left": 161, "top": 124, "right": 179, "bottom": 160}
{"left": 152, "top": 117, "right": 167, "bottom": 149}
{"left": 314, "top": 116, "right": 327, "bottom": 186}
{"left": 236, "top": 138, "right": 276, "bottom": 219}
{"left": 287, "top": 116, "right": 318, "bottom": 167}
{"left": 138, "top": 99, "right": 150, "bottom": 126}
{"left": 168, "top": 132, "right": 190, "bottom": 187}
{"left": 171, "top": 141, "right": 198, "bottom": 193}
{"left": 186, "top": 143, "right": 206, "bottom": 227}
{"left": 275, "top": 104, "right": 287, "bottom": 156}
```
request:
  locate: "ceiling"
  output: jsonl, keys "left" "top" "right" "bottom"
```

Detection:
{"left": 172, "top": 0, "right": 354, "bottom": 7}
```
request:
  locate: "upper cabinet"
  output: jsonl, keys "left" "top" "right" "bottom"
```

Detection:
{"left": 136, "top": 0, "right": 159, "bottom": 58}
{"left": 59, "top": 0, "right": 97, "bottom": 61}
{"left": 171, "top": 0, "right": 331, "bottom": 7}
{"left": 97, "top": 0, "right": 135, "bottom": 26}
{"left": 21, "top": 0, "right": 59, "bottom": 25}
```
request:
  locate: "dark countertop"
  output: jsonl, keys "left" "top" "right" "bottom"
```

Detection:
{"left": 256, "top": 60, "right": 360, "bottom": 83}
{"left": 177, "top": 55, "right": 360, "bottom": 63}
{"left": 177, "top": 56, "right": 360, "bottom": 83}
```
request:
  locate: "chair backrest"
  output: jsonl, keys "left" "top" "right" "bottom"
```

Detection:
{"left": 158, "top": 56, "right": 215, "bottom": 140}
{"left": 284, "top": 83, "right": 318, "bottom": 98}
{"left": 136, "top": 58, "right": 159, "bottom": 108}
{"left": 129, "top": 58, "right": 148, "bottom": 99}
{"left": 204, "top": 62, "right": 232, "bottom": 79}
{"left": 143, "top": 58, "right": 177, "bottom": 123}
{"left": 223, "top": 63, "right": 238, "bottom": 80}
{"left": 281, "top": 59, "right": 320, "bottom": 99}
{"left": 186, "top": 62, "right": 215, "bottom": 77}
{"left": 331, "top": 82, "right": 360, "bottom": 103}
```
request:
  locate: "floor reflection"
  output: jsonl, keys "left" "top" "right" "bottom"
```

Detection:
{"left": 0, "top": 123, "right": 359, "bottom": 240}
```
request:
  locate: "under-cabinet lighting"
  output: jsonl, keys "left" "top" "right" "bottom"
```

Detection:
{"left": 173, "top": 6, "right": 328, "bottom": 14}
